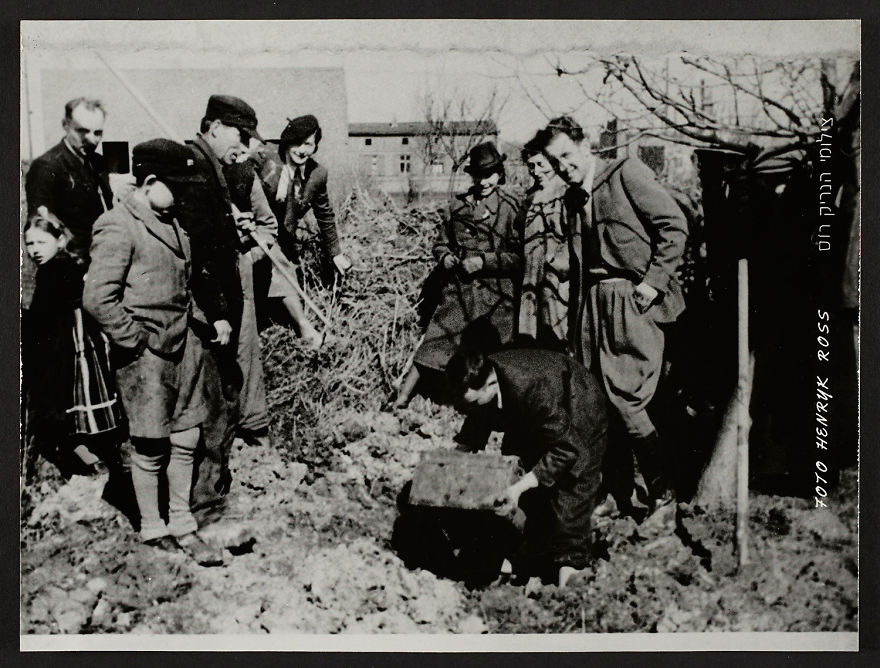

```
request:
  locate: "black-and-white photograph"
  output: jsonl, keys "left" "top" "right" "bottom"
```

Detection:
{"left": 19, "top": 19, "right": 860, "bottom": 650}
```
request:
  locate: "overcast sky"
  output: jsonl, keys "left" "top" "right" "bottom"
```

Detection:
{"left": 22, "top": 20, "right": 860, "bottom": 143}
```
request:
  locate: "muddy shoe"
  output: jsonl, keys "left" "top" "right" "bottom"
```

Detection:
{"left": 643, "top": 487, "right": 676, "bottom": 528}
{"left": 647, "top": 485, "right": 676, "bottom": 516}
{"left": 558, "top": 565, "right": 590, "bottom": 588}
{"left": 176, "top": 532, "right": 224, "bottom": 566}
{"left": 238, "top": 427, "right": 272, "bottom": 448}
{"left": 592, "top": 494, "right": 618, "bottom": 519}
{"left": 198, "top": 520, "right": 255, "bottom": 551}
{"left": 143, "top": 535, "right": 181, "bottom": 553}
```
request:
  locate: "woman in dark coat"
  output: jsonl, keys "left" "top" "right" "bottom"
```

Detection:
{"left": 393, "top": 141, "right": 522, "bottom": 407}
{"left": 258, "top": 115, "right": 350, "bottom": 347}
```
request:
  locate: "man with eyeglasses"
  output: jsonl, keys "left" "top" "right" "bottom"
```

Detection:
{"left": 174, "top": 95, "right": 265, "bottom": 525}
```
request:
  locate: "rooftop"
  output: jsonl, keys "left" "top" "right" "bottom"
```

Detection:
{"left": 349, "top": 120, "right": 498, "bottom": 137}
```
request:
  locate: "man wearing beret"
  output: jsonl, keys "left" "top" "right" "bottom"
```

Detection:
{"left": 175, "top": 94, "right": 263, "bottom": 517}
{"left": 542, "top": 116, "right": 688, "bottom": 519}
{"left": 84, "top": 139, "right": 222, "bottom": 565}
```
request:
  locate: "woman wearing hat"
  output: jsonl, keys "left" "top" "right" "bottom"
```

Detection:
{"left": 516, "top": 129, "right": 571, "bottom": 352}
{"left": 393, "top": 141, "right": 522, "bottom": 408}
{"left": 259, "top": 115, "right": 350, "bottom": 345}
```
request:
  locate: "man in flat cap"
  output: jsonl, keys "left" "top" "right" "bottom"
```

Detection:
{"left": 175, "top": 94, "right": 265, "bottom": 519}
{"left": 84, "top": 139, "right": 221, "bottom": 565}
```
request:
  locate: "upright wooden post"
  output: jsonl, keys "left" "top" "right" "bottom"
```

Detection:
{"left": 736, "top": 258, "right": 750, "bottom": 566}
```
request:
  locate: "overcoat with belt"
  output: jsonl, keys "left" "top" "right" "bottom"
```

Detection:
{"left": 414, "top": 186, "right": 522, "bottom": 372}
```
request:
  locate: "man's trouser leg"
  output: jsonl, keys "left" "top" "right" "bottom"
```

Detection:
{"left": 236, "top": 253, "right": 269, "bottom": 434}
{"left": 191, "top": 349, "right": 240, "bottom": 522}
{"left": 517, "top": 472, "right": 599, "bottom": 579}
{"left": 583, "top": 279, "right": 668, "bottom": 505}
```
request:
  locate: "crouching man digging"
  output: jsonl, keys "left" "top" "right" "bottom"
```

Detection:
{"left": 84, "top": 139, "right": 222, "bottom": 566}
{"left": 446, "top": 345, "right": 608, "bottom": 587}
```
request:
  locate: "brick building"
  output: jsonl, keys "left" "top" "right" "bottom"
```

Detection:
{"left": 349, "top": 120, "right": 498, "bottom": 201}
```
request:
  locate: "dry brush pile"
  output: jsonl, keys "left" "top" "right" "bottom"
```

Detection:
{"left": 260, "top": 187, "right": 442, "bottom": 476}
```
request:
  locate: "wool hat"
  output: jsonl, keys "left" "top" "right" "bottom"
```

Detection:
{"left": 204, "top": 94, "right": 263, "bottom": 142}
{"left": 131, "top": 138, "right": 198, "bottom": 183}
{"left": 464, "top": 141, "right": 506, "bottom": 177}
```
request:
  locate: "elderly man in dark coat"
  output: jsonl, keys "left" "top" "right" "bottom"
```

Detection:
{"left": 446, "top": 344, "right": 608, "bottom": 587}
{"left": 25, "top": 97, "right": 113, "bottom": 264}
{"left": 542, "top": 116, "right": 688, "bottom": 517}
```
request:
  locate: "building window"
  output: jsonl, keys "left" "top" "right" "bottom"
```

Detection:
{"left": 364, "top": 138, "right": 372, "bottom": 146}
{"left": 431, "top": 159, "right": 444, "bottom": 175}
{"left": 400, "top": 155, "right": 411, "bottom": 173}
{"left": 402, "top": 137, "right": 409, "bottom": 145}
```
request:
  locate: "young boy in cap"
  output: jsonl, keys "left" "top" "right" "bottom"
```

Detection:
{"left": 83, "top": 138, "right": 222, "bottom": 566}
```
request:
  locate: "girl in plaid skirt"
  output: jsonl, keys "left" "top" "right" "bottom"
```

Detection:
{"left": 22, "top": 212, "right": 124, "bottom": 479}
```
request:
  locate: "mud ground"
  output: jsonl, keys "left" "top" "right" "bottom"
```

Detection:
{"left": 21, "top": 391, "right": 857, "bottom": 635}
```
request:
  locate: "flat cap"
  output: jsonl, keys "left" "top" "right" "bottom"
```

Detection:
{"left": 132, "top": 138, "right": 198, "bottom": 182}
{"left": 205, "top": 94, "right": 263, "bottom": 142}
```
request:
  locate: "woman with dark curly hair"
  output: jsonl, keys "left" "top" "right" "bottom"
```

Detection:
{"left": 517, "top": 129, "right": 571, "bottom": 352}
{"left": 259, "top": 114, "right": 351, "bottom": 347}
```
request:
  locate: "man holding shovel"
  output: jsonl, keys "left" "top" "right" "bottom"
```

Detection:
{"left": 446, "top": 344, "right": 608, "bottom": 587}
{"left": 176, "top": 94, "right": 263, "bottom": 518}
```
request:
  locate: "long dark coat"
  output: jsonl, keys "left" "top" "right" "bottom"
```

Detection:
{"left": 175, "top": 136, "right": 244, "bottom": 335}
{"left": 455, "top": 348, "right": 609, "bottom": 571}
{"left": 414, "top": 187, "right": 522, "bottom": 372}
{"left": 25, "top": 140, "right": 113, "bottom": 263}
{"left": 24, "top": 256, "right": 84, "bottom": 433}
